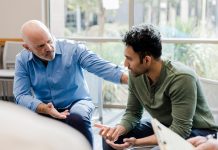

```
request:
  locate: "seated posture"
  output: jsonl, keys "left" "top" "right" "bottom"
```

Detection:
{"left": 0, "top": 101, "right": 91, "bottom": 150}
{"left": 13, "top": 20, "right": 128, "bottom": 147}
{"left": 188, "top": 136, "right": 218, "bottom": 150}
{"left": 96, "top": 24, "right": 218, "bottom": 150}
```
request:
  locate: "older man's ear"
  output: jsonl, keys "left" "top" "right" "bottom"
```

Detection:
{"left": 22, "top": 44, "right": 29, "bottom": 51}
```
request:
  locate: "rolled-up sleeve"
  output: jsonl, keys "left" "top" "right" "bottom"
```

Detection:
{"left": 119, "top": 75, "right": 143, "bottom": 133}
{"left": 77, "top": 43, "right": 124, "bottom": 83}
{"left": 13, "top": 54, "right": 42, "bottom": 111}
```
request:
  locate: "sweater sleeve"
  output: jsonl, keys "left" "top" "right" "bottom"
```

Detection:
{"left": 168, "top": 74, "right": 197, "bottom": 138}
{"left": 119, "top": 75, "right": 143, "bottom": 133}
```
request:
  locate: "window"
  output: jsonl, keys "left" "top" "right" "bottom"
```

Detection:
{"left": 50, "top": 0, "right": 129, "bottom": 37}
{"left": 50, "top": 0, "right": 218, "bottom": 106}
{"left": 134, "top": 0, "right": 218, "bottom": 38}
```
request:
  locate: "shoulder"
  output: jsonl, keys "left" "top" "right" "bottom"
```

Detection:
{"left": 56, "top": 39, "right": 88, "bottom": 55}
{"left": 16, "top": 49, "right": 32, "bottom": 62}
{"left": 56, "top": 39, "right": 86, "bottom": 50}
{"left": 165, "top": 60, "right": 198, "bottom": 80}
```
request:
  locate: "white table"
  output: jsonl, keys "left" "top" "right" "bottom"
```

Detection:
{"left": 0, "top": 69, "right": 15, "bottom": 100}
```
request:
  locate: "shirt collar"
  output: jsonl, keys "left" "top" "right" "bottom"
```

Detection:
{"left": 144, "top": 59, "right": 167, "bottom": 88}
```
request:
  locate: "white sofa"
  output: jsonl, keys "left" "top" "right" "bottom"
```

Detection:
{"left": 0, "top": 101, "right": 91, "bottom": 150}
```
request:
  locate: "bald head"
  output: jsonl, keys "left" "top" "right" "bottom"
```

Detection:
{"left": 20, "top": 20, "right": 56, "bottom": 61}
{"left": 21, "top": 20, "right": 51, "bottom": 43}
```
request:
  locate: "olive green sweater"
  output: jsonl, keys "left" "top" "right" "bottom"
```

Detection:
{"left": 120, "top": 60, "right": 218, "bottom": 138}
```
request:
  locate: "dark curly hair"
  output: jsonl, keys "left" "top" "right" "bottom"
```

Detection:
{"left": 122, "top": 24, "right": 162, "bottom": 62}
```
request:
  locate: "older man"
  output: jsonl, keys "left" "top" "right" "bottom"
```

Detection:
{"left": 13, "top": 20, "right": 128, "bottom": 147}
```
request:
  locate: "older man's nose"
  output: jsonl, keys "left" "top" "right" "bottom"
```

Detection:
{"left": 46, "top": 43, "right": 53, "bottom": 51}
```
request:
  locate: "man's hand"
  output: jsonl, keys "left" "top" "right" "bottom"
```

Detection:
{"left": 94, "top": 123, "right": 126, "bottom": 142}
{"left": 36, "top": 102, "right": 70, "bottom": 119}
{"left": 105, "top": 139, "right": 131, "bottom": 150}
{"left": 120, "top": 73, "right": 128, "bottom": 84}
{"left": 188, "top": 136, "right": 218, "bottom": 150}
{"left": 188, "top": 136, "right": 208, "bottom": 147}
{"left": 95, "top": 123, "right": 132, "bottom": 150}
{"left": 105, "top": 138, "right": 136, "bottom": 150}
{"left": 123, "top": 137, "right": 137, "bottom": 145}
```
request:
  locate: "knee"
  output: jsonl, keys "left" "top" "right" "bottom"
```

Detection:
{"left": 65, "top": 113, "right": 85, "bottom": 127}
{"left": 64, "top": 113, "right": 93, "bottom": 147}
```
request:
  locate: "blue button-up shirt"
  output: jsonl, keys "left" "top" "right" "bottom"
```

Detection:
{"left": 13, "top": 39, "right": 123, "bottom": 111}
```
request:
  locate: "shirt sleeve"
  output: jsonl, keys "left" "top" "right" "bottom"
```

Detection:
{"left": 119, "top": 75, "right": 143, "bottom": 133}
{"left": 13, "top": 54, "right": 42, "bottom": 111}
{"left": 168, "top": 74, "right": 197, "bottom": 138}
{"left": 76, "top": 43, "right": 124, "bottom": 83}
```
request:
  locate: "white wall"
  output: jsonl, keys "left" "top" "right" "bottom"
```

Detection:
{"left": 50, "top": 0, "right": 65, "bottom": 37}
{"left": 0, "top": 0, "right": 48, "bottom": 38}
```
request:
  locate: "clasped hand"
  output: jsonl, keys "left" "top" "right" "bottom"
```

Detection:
{"left": 94, "top": 123, "right": 137, "bottom": 150}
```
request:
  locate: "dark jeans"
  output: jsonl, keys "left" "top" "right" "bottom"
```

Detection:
{"left": 103, "top": 118, "right": 217, "bottom": 150}
{"left": 42, "top": 100, "right": 95, "bottom": 148}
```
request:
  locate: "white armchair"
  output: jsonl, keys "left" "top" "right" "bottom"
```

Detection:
{"left": 200, "top": 77, "right": 218, "bottom": 123}
{"left": 84, "top": 70, "right": 103, "bottom": 123}
{"left": 0, "top": 41, "right": 23, "bottom": 101}
{"left": 3, "top": 41, "right": 23, "bottom": 69}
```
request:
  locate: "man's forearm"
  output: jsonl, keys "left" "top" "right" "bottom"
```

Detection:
{"left": 135, "top": 134, "right": 157, "bottom": 146}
